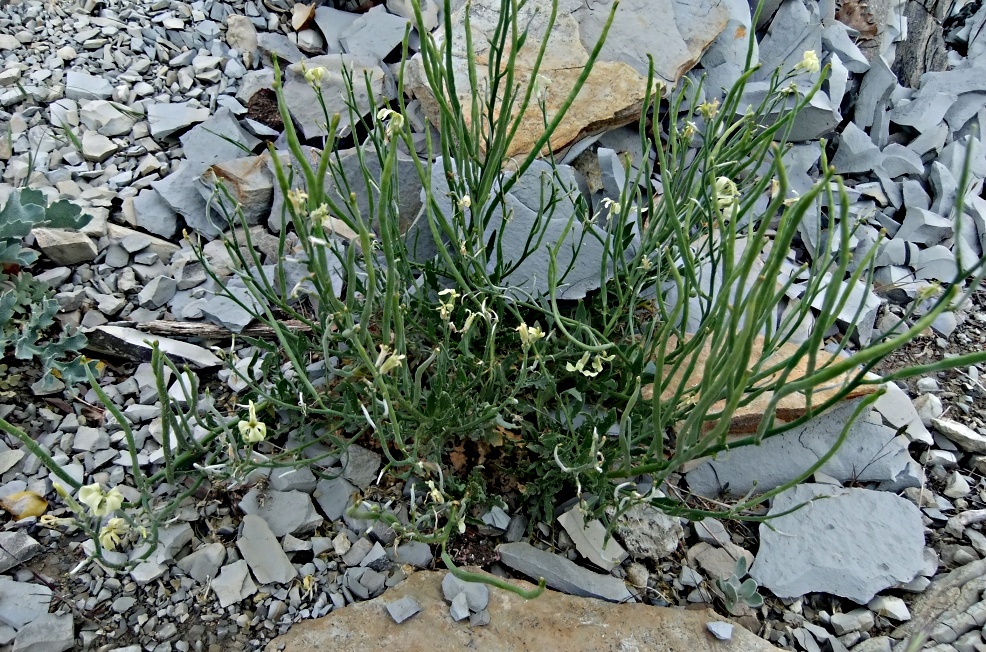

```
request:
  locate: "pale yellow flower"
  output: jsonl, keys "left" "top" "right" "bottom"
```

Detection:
{"left": 98, "top": 517, "right": 129, "bottom": 551}
{"left": 376, "top": 108, "right": 404, "bottom": 141}
{"left": 457, "top": 195, "right": 472, "bottom": 210}
{"left": 286, "top": 188, "right": 308, "bottom": 215}
{"left": 714, "top": 176, "right": 740, "bottom": 212}
{"left": 566, "top": 352, "right": 614, "bottom": 377}
{"left": 437, "top": 288, "right": 459, "bottom": 321}
{"left": 698, "top": 98, "right": 720, "bottom": 121}
{"left": 682, "top": 121, "right": 698, "bottom": 139}
{"left": 237, "top": 400, "right": 267, "bottom": 444}
{"left": 375, "top": 345, "right": 406, "bottom": 375}
{"left": 303, "top": 66, "right": 328, "bottom": 85}
{"left": 601, "top": 197, "right": 622, "bottom": 215}
{"left": 515, "top": 322, "right": 545, "bottom": 350}
{"left": 795, "top": 50, "right": 820, "bottom": 74}
{"left": 78, "top": 484, "right": 125, "bottom": 517}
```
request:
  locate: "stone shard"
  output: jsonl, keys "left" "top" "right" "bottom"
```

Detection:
{"left": 496, "top": 542, "right": 632, "bottom": 603}
{"left": 177, "top": 543, "right": 226, "bottom": 584}
{"left": 0, "top": 577, "right": 52, "bottom": 629}
{"left": 313, "top": 6, "right": 360, "bottom": 53}
{"left": 0, "top": 532, "right": 41, "bottom": 573}
{"left": 557, "top": 505, "right": 629, "bottom": 571}
{"left": 237, "top": 515, "right": 298, "bottom": 585}
{"left": 406, "top": 0, "right": 727, "bottom": 158}
{"left": 265, "top": 570, "right": 782, "bottom": 652}
{"left": 338, "top": 5, "right": 408, "bottom": 60}
{"left": 685, "top": 399, "right": 921, "bottom": 498}
{"left": 750, "top": 484, "right": 925, "bottom": 603}
{"left": 65, "top": 71, "right": 113, "bottom": 101}
{"left": 854, "top": 55, "right": 897, "bottom": 129}
{"left": 832, "top": 122, "right": 883, "bottom": 174}
{"left": 238, "top": 488, "right": 323, "bottom": 537}
{"left": 132, "top": 189, "right": 178, "bottom": 239}
{"left": 212, "top": 559, "right": 258, "bottom": 608}
{"left": 199, "top": 154, "right": 274, "bottom": 226}
{"left": 753, "top": 0, "right": 822, "bottom": 82}
{"left": 889, "top": 92, "right": 957, "bottom": 131}
{"left": 894, "top": 208, "right": 953, "bottom": 246}
{"left": 147, "top": 102, "right": 211, "bottom": 140}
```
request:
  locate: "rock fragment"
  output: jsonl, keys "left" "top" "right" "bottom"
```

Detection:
{"left": 237, "top": 515, "right": 298, "bottom": 585}
{"left": 497, "top": 542, "right": 632, "bottom": 602}
{"left": 750, "top": 484, "right": 925, "bottom": 602}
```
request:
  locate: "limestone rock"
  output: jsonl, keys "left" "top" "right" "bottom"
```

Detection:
{"left": 611, "top": 503, "right": 683, "bottom": 563}
{"left": 406, "top": 0, "right": 727, "bottom": 158}
{"left": 265, "top": 570, "right": 781, "bottom": 652}
{"left": 31, "top": 228, "right": 97, "bottom": 265}
{"left": 750, "top": 484, "right": 925, "bottom": 603}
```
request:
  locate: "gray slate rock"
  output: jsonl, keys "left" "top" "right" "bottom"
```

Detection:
{"left": 0, "top": 578, "right": 52, "bottom": 629}
{"left": 211, "top": 559, "right": 258, "bottom": 608}
{"left": 314, "top": 6, "right": 359, "bottom": 52}
{"left": 895, "top": 208, "right": 953, "bottom": 246}
{"left": 132, "top": 189, "right": 178, "bottom": 239}
{"left": 176, "top": 542, "right": 226, "bottom": 584}
{"left": 282, "top": 54, "right": 393, "bottom": 139}
{"left": 441, "top": 573, "right": 490, "bottom": 612}
{"left": 313, "top": 476, "right": 356, "bottom": 521}
{"left": 853, "top": 55, "right": 896, "bottom": 129}
{"left": 0, "top": 532, "right": 42, "bottom": 573}
{"left": 147, "top": 102, "right": 211, "bottom": 140}
{"left": 340, "top": 444, "right": 381, "bottom": 489}
{"left": 832, "top": 122, "right": 883, "bottom": 174}
{"left": 11, "top": 613, "right": 74, "bottom": 652}
{"left": 237, "top": 515, "right": 298, "bottom": 585}
{"left": 496, "top": 542, "right": 633, "bottom": 603}
{"left": 239, "top": 489, "right": 323, "bottom": 537}
{"left": 65, "top": 71, "right": 113, "bottom": 101}
{"left": 386, "top": 596, "right": 421, "bottom": 624}
{"left": 339, "top": 5, "right": 408, "bottom": 60}
{"left": 686, "top": 400, "right": 920, "bottom": 498}
{"left": 750, "top": 484, "right": 925, "bottom": 602}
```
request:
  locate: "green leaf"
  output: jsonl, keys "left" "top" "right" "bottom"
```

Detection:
{"left": 734, "top": 555, "right": 748, "bottom": 578}
{"left": 43, "top": 199, "right": 92, "bottom": 230}
{"left": 738, "top": 578, "right": 758, "bottom": 598}
{"left": 745, "top": 592, "right": 764, "bottom": 608}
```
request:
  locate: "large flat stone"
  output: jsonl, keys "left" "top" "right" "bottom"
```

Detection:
{"left": 265, "top": 570, "right": 782, "bottom": 652}
{"left": 406, "top": 0, "right": 727, "bottom": 158}
{"left": 750, "top": 484, "right": 925, "bottom": 603}
{"left": 685, "top": 400, "right": 920, "bottom": 498}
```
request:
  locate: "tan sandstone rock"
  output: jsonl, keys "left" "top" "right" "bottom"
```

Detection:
{"left": 406, "top": 0, "right": 728, "bottom": 158}
{"left": 641, "top": 334, "right": 879, "bottom": 435}
{"left": 267, "top": 570, "right": 781, "bottom": 652}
